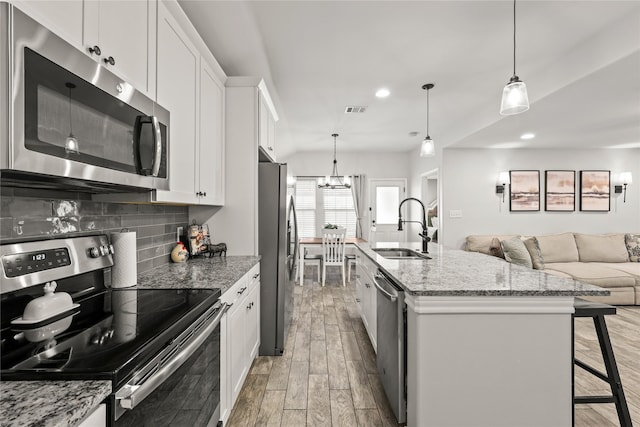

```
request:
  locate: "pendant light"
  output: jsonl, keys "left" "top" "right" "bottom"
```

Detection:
{"left": 500, "top": 0, "right": 529, "bottom": 115}
{"left": 65, "top": 82, "right": 79, "bottom": 154}
{"left": 318, "top": 133, "right": 351, "bottom": 189}
{"left": 420, "top": 83, "right": 435, "bottom": 157}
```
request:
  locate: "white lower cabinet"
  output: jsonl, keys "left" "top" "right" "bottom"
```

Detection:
{"left": 220, "top": 264, "right": 260, "bottom": 423}
{"left": 356, "top": 250, "right": 377, "bottom": 352}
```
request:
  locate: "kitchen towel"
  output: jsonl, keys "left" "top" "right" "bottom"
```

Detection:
{"left": 110, "top": 230, "right": 137, "bottom": 288}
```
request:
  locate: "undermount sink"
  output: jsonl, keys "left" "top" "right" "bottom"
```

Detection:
{"left": 371, "top": 248, "right": 431, "bottom": 260}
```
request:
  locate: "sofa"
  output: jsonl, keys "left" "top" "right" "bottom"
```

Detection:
{"left": 465, "top": 232, "right": 640, "bottom": 305}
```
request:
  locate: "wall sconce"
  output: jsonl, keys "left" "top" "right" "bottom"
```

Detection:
{"left": 496, "top": 171, "right": 510, "bottom": 202}
{"left": 614, "top": 172, "right": 633, "bottom": 203}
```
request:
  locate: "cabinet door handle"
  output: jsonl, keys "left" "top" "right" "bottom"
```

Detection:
{"left": 103, "top": 56, "right": 116, "bottom": 66}
{"left": 268, "top": 146, "right": 274, "bottom": 151}
{"left": 88, "top": 45, "right": 101, "bottom": 56}
{"left": 246, "top": 301, "right": 254, "bottom": 310}
{"left": 202, "top": 192, "right": 207, "bottom": 197}
{"left": 237, "top": 286, "right": 247, "bottom": 295}
{"left": 252, "top": 273, "right": 260, "bottom": 279}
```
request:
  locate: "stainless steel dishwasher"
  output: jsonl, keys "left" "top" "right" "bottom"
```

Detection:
{"left": 373, "top": 269, "right": 406, "bottom": 424}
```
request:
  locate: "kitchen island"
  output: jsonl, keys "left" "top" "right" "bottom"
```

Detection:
{"left": 356, "top": 241, "right": 609, "bottom": 427}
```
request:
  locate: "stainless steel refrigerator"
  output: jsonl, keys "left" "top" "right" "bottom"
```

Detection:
{"left": 259, "top": 162, "right": 298, "bottom": 356}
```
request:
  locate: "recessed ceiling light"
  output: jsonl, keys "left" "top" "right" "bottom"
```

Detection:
{"left": 375, "top": 88, "right": 390, "bottom": 98}
{"left": 520, "top": 133, "right": 535, "bottom": 140}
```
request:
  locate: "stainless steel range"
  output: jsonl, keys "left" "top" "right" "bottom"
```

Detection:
{"left": 1, "top": 235, "right": 226, "bottom": 426}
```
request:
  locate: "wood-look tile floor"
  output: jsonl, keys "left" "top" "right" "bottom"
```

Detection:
{"left": 227, "top": 267, "right": 640, "bottom": 426}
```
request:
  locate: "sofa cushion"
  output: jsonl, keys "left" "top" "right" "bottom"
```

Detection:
{"left": 466, "top": 235, "right": 518, "bottom": 255}
{"left": 544, "top": 262, "right": 636, "bottom": 288}
{"left": 574, "top": 233, "right": 629, "bottom": 263}
{"left": 625, "top": 233, "right": 640, "bottom": 262}
{"left": 536, "top": 233, "right": 579, "bottom": 263}
{"left": 543, "top": 269, "right": 573, "bottom": 279}
{"left": 501, "top": 237, "right": 532, "bottom": 268}
{"left": 523, "top": 237, "right": 545, "bottom": 270}
{"left": 595, "top": 262, "right": 640, "bottom": 284}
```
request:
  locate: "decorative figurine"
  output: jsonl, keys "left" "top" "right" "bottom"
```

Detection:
{"left": 171, "top": 242, "right": 189, "bottom": 263}
{"left": 209, "top": 243, "right": 227, "bottom": 257}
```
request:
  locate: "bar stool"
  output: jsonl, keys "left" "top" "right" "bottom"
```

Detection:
{"left": 573, "top": 298, "right": 632, "bottom": 427}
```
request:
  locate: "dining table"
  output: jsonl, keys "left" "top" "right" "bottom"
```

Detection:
{"left": 297, "top": 237, "right": 367, "bottom": 285}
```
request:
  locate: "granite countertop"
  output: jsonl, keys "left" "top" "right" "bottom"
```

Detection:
{"left": 136, "top": 255, "right": 260, "bottom": 292}
{"left": 356, "top": 241, "right": 609, "bottom": 297}
{"left": 1, "top": 256, "right": 260, "bottom": 427}
{"left": 0, "top": 381, "right": 111, "bottom": 427}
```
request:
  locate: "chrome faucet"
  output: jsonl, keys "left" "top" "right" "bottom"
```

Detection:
{"left": 397, "top": 197, "right": 429, "bottom": 253}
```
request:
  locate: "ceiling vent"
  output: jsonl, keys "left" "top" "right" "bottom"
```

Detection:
{"left": 344, "top": 106, "right": 367, "bottom": 114}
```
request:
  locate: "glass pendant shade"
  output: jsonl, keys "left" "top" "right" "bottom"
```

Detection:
{"left": 420, "top": 137, "right": 435, "bottom": 157}
{"left": 500, "top": 77, "right": 529, "bottom": 115}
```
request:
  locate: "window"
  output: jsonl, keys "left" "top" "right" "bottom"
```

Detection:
{"left": 294, "top": 179, "right": 316, "bottom": 238}
{"left": 294, "top": 178, "right": 357, "bottom": 237}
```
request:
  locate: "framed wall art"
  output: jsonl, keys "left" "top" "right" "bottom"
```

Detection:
{"left": 580, "top": 170, "right": 610, "bottom": 212}
{"left": 510, "top": 170, "right": 540, "bottom": 211}
{"left": 545, "top": 170, "right": 575, "bottom": 211}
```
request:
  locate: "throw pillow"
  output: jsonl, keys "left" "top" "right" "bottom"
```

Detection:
{"left": 574, "top": 233, "right": 629, "bottom": 262}
{"left": 489, "top": 237, "right": 505, "bottom": 259}
{"left": 523, "top": 237, "right": 545, "bottom": 270}
{"left": 536, "top": 233, "right": 579, "bottom": 263}
{"left": 625, "top": 233, "right": 640, "bottom": 262}
{"left": 501, "top": 237, "right": 533, "bottom": 268}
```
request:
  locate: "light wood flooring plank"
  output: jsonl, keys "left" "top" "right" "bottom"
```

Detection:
{"left": 307, "top": 374, "right": 331, "bottom": 414}
{"left": 330, "top": 389, "right": 358, "bottom": 427}
{"left": 311, "top": 315, "right": 326, "bottom": 340}
{"left": 355, "top": 409, "right": 384, "bottom": 427}
{"left": 284, "top": 361, "right": 309, "bottom": 410}
{"left": 226, "top": 374, "right": 269, "bottom": 427}
{"left": 341, "top": 331, "right": 363, "bottom": 361}
{"left": 345, "top": 360, "right": 377, "bottom": 409}
{"left": 292, "top": 329, "right": 311, "bottom": 362}
{"left": 250, "top": 356, "right": 274, "bottom": 375}
{"left": 281, "top": 409, "right": 307, "bottom": 426}
{"left": 310, "top": 339, "right": 328, "bottom": 375}
{"left": 254, "top": 390, "right": 285, "bottom": 427}
{"left": 266, "top": 356, "right": 291, "bottom": 391}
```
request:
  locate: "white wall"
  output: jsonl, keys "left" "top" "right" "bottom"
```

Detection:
{"left": 281, "top": 150, "right": 410, "bottom": 239}
{"left": 440, "top": 148, "right": 640, "bottom": 249}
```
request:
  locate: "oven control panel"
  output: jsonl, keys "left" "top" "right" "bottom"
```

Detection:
{"left": 0, "top": 235, "right": 113, "bottom": 294}
{"left": 2, "top": 248, "right": 70, "bottom": 278}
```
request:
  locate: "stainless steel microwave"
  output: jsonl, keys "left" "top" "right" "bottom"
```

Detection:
{"left": 0, "top": 5, "right": 169, "bottom": 192}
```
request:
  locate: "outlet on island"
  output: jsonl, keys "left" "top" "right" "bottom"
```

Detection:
{"left": 449, "top": 209, "right": 463, "bottom": 218}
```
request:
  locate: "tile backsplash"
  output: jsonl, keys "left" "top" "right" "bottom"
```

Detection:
{"left": 0, "top": 189, "right": 188, "bottom": 274}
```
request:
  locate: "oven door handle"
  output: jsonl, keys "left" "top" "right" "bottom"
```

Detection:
{"left": 116, "top": 302, "right": 230, "bottom": 410}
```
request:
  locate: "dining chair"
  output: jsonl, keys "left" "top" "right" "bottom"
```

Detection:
{"left": 321, "top": 228, "right": 347, "bottom": 286}
{"left": 303, "top": 247, "right": 322, "bottom": 284}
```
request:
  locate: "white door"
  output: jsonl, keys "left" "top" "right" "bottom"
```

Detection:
{"left": 369, "top": 179, "right": 406, "bottom": 243}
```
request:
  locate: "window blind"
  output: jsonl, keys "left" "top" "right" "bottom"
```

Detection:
{"left": 294, "top": 179, "right": 317, "bottom": 238}
{"left": 322, "top": 187, "right": 356, "bottom": 237}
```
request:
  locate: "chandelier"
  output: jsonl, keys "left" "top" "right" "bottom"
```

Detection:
{"left": 318, "top": 133, "right": 351, "bottom": 189}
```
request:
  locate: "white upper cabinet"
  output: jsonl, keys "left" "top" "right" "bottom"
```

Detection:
{"left": 156, "top": 1, "right": 199, "bottom": 204}
{"left": 12, "top": 0, "right": 156, "bottom": 97}
{"left": 10, "top": 1, "right": 84, "bottom": 47}
{"left": 258, "top": 87, "right": 278, "bottom": 161}
{"left": 198, "top": 59, "right": 225, "bottom": 205}
{"left": 84, "top": 1, "right": 156, "bottom": 96}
